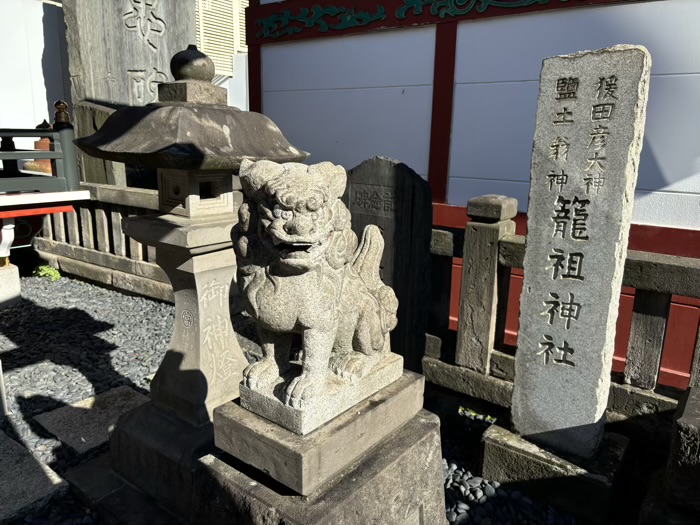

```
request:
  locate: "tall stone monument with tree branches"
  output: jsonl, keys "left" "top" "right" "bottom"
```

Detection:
{"left": 63, "top": 0, "right": 195, "bottom": 185}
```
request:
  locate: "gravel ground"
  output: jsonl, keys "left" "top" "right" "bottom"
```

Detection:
{"left": 1, "top": 276, "right": 574, "bottom": 524}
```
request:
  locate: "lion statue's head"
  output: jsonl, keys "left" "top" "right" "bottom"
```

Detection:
{"left": 234, "top": 160, "right": 358, "bottom": 273}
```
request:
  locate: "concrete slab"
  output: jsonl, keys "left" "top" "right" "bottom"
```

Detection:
{"left": 34, "top": 386, "right": 148, "bottom": 454}
{"left": 481, "top": 424, "right": 628, "bottom": 525}
{"left": 194, "top": 410, "right": 446, "bottom": 525}
{"left": 214, "top": 370, "right": 424, "bottom": 495}
{"left": 0, "top": 431, "right": 68, "bottom": 522}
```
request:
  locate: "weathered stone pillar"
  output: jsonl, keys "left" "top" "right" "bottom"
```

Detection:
{"left": 456, "top": 195, "right": 517, "bottom": 373}
{"left": 75, "top": 46, "right": 307, "bottom": 519}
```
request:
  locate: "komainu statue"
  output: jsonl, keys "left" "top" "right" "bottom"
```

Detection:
{"left": 233, "top": 160, "right": 398, "bottom": 410}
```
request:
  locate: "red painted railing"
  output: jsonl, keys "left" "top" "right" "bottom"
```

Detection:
{"left": 433, "top": 202, "right": 700, "bottom": 391}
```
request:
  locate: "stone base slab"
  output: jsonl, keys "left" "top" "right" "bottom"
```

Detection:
{"left": 422, "top": 355, "right": 513, "bottom": 408}
{"left": 0, "top": 431, "right": 68, "bottom": 522}
{"left": 65, "top": 453, "right": 182, "bottom": 525}
{"left": 109, "top": 401, "right": 213, "bottom": 522}
{"left": 35, "top": 386, "right": 148, "bottom": 454}
{"left": 0, "top": 264, "right": 21, "bottom": 309}
{"left": 193, "top": 410, "right": 446, "bottom": 525}
{"left": 215, "top": 370, "right": 424, "bottom": 495}
{"left": 240, "top": 352, "right": 403, "bottom": 434}
{"left": 482, "top": 424, "right": 628, "bottom": 525}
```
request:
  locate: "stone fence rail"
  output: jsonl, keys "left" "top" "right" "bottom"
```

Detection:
{"left": 425, "top": 196, "right": 700, "bottom": 421}
{"left": 35, "top": 182, "right": 172, "bottom": 302}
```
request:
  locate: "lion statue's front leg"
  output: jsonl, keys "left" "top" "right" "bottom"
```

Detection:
{"left": 243, "top": 329, "right": 292, "bottom": 389}
{"left": 285, "top": 326, "right": 335, "bottom": 409}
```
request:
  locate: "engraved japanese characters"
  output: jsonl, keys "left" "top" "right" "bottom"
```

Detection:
{"left": 511, "top": 46, "right": 651, "bottom": 459}
{"left": 233, "top": 160, "right": 400, "bottom": 418}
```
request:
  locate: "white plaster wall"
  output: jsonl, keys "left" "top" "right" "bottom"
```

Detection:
{"left": 0, "top": 0, "right": 70, "bottom": 150}
{"left": 448, "top": 0, "right": 700, "bottom": 229}
{"left": 227, "top": 53, "right": 249, "bottom": 110}
{"left": 261, "top": 27, "right": 435, "bottom": 176}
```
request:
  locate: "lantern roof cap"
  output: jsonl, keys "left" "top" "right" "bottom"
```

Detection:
{"left": 74, "top": 46, "right": 308, "bottom": 170}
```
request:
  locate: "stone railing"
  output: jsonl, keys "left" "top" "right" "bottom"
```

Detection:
{"left": 424, "top": 195, "right": 700, "bottom": 421}
{"left": 34, "top": 182, "right": 172, "bottom": 302}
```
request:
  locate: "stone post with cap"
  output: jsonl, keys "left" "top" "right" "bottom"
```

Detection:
{"left": 74, "top": 45, "right": 308, "bottom": 518}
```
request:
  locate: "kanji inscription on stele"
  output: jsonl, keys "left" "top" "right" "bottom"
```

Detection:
{"left": 511, "top": 46, "right": 651, "bottom": 459}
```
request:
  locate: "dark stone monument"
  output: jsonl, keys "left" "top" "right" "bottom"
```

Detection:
{"left": 344, "top": 157, "right": 432, "bottom": 372}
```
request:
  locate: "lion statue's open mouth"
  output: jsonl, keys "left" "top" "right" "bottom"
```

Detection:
{"left": 232, "top": 160, "right": 398, "bottom": 409}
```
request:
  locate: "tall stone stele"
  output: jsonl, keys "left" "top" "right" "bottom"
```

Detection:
{"left": 74, "top": 46, "right": 308, "bottom": 518}
{"left": 482, "top": 45, "right": 652, "bottom": 525}
{"left": 511, "top": 45, "right": 652, "bottom": 460}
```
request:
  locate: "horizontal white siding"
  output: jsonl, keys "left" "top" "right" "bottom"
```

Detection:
{"left": 448, "top": 0, "right": 700, "bottom": 229}
{"left": 261, "top": 27, "right": 435, "bottom": 176}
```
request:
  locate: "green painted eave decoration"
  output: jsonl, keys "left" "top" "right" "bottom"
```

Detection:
{"left": 254, "top": 0, "right": 579, "bottom": 41}
{"left": 396, "top": 0, "right": 551, "bottom": 19}
{"left": 252, "top": 0, "right": 651, "bottom": 43}
{"left": 256, "top": 5, "right": 388, "bottom": 40}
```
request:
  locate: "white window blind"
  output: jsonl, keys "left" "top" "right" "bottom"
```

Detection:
{"left": 196, "top": 0, "right": 248, "bottom": 77}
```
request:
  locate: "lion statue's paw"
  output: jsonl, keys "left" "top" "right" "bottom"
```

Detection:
{"left": 243, "top": 358, "right": 280, "bottom": 389}
{"left": 329, "top": 353, "right": 369, "bottom": 382}
{"left": 284, "top": 372, "right": 321, "bottom": 409}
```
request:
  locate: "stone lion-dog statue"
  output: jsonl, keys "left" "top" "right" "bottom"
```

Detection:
{"left": 233, "top": 159, "right": 398, "bottom": 409}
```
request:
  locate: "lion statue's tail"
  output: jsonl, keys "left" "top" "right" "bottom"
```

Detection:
{"left": 351, "top": 225, "right": 399, "bottom": 336}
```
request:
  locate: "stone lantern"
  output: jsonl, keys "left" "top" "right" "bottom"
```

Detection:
{"left": 75, "top": 45, "right": 307, "bottom": 517}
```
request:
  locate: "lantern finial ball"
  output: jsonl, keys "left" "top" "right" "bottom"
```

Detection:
{"left": 170, "top": 44, "right": 216, "bottom": 82}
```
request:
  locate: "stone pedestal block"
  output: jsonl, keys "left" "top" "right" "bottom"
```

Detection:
{"left": 109, "top": 401, "right": 213, "bottom": 521}
{"left": 482, "top": 424, "right": 628, "bottom": 525}
{"left": 193, "top": 410, "right": 446, "bottom": 525}
{"left": 240, "top": 352, "right": 403, "bottom": 435}
{"left": 215, "top": 371, "right": 424, "bottom": 495}
{"left": 0, "top": 264, "right": 21, "bottom": 308}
